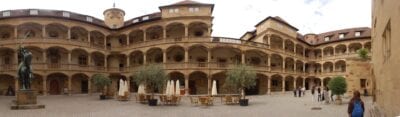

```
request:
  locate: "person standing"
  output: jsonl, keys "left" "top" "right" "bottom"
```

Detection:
{"left": 293, "top": 88, "right": 297, "bottom": 97}
{"left": 324, "top": 88, "right": 330, "bottom": 104}
{"left": 311, "top": 86, "right": 315, "bottom": 102}
{"left": 348, "top": 91, "right": 365, "bottom": 117}
{"left": 301, "top": 86, "right": 306, "bottom": 96}
{"left": 317, "top": 86, "right": 321, "bottom": 102}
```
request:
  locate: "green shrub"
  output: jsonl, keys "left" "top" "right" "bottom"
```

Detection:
{"left": 225, "top": 64, "right": 257, "bottom": 99}
{"left": 328, "top": 76, "right": 347, "bottom": 95}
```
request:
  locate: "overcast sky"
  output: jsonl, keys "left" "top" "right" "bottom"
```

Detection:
{"left": 0, "top": 0, "right": 371, "bottom": 38}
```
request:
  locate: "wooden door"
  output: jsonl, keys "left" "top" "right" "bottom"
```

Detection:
{"left": 49, "top": 80, "right": 60, "bottom": 95}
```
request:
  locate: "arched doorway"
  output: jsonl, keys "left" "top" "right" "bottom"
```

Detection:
{"left": 47, "top": 73, "right": 68, "bottom": 95}
{"left": 189, "top": 71, "right": 208, "bottom": 94}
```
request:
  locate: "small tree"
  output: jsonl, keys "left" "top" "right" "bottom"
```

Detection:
{"left": 132, "top": 64, "right": 167, "bottom": 99}
{"left": 225, "top": 64, "right": 257, "bottom": 99}
{"left": 92, "top": 74, "right": 111, "bottom": 95}
{"left": 357, "top": 48, "right": 369, "bottom": 60}
{"left": 328, "top": 76, "right": 347, "bottom": 103}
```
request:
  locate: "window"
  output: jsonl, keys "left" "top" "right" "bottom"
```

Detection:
{"left": 142, "top": 16, "right": 149, "bottom": 21}
{"left": 324, "top": 36, "right": 330, "bottom": 41}
{"left": 86, "top": 17, "right": 93, "bottom": 22}
{"left": 30, "top": 10, "right": 38, "bottom": 15}
{"left": 189, "top": 7, "right": 200, "bottom": 12}
{"left": 62, "top": 12, "right": 70, "bottom": 17}
{"left": 168, "top": 8, "right": 179, "bottom": 13}
{"left": 339, "top": 33, "right": 345, "bottom": 39}
{"left": 132, "top": 19, "right": 139, "bottom": 23}
{"left": 355, "top": 31, "right": 361, "bottom": 37}
{"left": 272, "top": 80, "right": 278, "bottom": 86}
{"left": 2, "top": 11, "right": 10, "bottom": 17}
{"left": 78, "top": 55, "right": 87, "bottom": 65}
{"left": 382, "top": 20, "right": 391, "bottom": 63}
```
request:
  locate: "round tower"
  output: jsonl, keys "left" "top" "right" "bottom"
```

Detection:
{"left": 103, "top": 6, "right": 125, "bottom": 29}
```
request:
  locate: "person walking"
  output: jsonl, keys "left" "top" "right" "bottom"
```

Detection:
{"left": 311, "top": 86, "right": 315, "bottom": 102}
{"left": 348, "top": 91, "right": 365, "bottom": 117}
{"left": 301, "top": 86, "right": 306, "bottom": 96}
{"left": 324, "top": 88, "right": 330, "bottom": 104}
{"left": 317, "top": 86, "right": 321, "bottom": 102}
{"left": 297, "top": 87, "right": 301, "bottom": 97}
{"left": 293, "top": 88, "right": 297, "bottom": 97}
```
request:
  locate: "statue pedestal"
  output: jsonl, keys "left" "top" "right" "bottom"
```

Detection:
{"left": 11, "top": 90, "right": 45, "bottom": 110}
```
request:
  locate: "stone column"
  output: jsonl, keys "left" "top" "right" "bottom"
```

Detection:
{"left": 126, "top": 35, "right": 130, "bottom": 46}
{"left": 67, "top": 28, "right": 71, "bottom": 39}
{"left": 68, "top": 77, "right": 72, "bottom": 96}
{"left": 88, "top": 32, "right": 91, "bottom": 43}
{"left": 207, "top": 50, "right": 211, "bottom": 67}
{"left": 241, "top": 52, "right": 245, "bottom": 64}
{"left": 68, "top": 52, "right": 72, "bottom": 69}
{"left": 321, "top": 78, "right": 325, "bottom": 88}
{"left": 126, "top": 55, "right": 130, "bottom": 71}
{"left": 267, "top": 35, "right": 271, "bottom": 49}
{"left": 184, "top": 74, "right": 189, "bottom": 96}
{"left": 267, "top": 77, "right": 271, "bottom": 95}
{"left": 282, "top": 77, "right": 286, "bottom": 93}
{"left": 163, "top": 28, "right": 166, "bottom": 39}
{"left": 282, "top": 59, "right": 286, "bottom": 72}
{"left": 43, "top": 77, "right": 47, "bottom": 96}
{"left": 303, "top": 64, "right": 306, "bottom": 73}
{"left": 14, "top": 27, "right": 18, "bottom": 39}
{"left": 293, "top": 78, "right": 297, "bottom": 89}
{"left": 143, "top": 53, "right": 147, "bottom": 65}
{"left": 14, "top": 52, "right": 18, "bottom": 65}
{"left": 208, "top": 77, "right": 212, "bottom": 95}
{"left": 163, "top": 50, "right": 167, "bottom": 68}
{"left": 303, "top": 49, "right": 306, "bottom": 58}
{"left": 294, "top": 60, "right": 297, "bottom": 72}
{"left": 184, "top": 49, "right": 189, "bottom": 68}
{"left": 104, "top": 56, "right": 108, "bottom": 71}
{"left": 88, "top": 78, "right": 92, "bottom": 95}
{"left": 104, "top": 36, "right": 107, "bottom": 48}
{"left": 184, "top": 25, "right": 189, "bottom": 38}
{"left": 294, "top": 44, "right": 297, "bottom": 54}
{"left": 268, "top": 55, "right": 271, "bottom": 71}
{"left": 143, "top": 30, "right": 147, "bottom": 42}
{"left": 333, "top": 48, "right": 336, "bottom": 56}
{"left": 346, "top": 46, "right": 349, "bottom": 54}
{"left": 282, "top": 40, "right": 285, "bottom": 51}
{"left": 42, "top": 26, "right": 46, "bottom": 38}
{"left": 321, "top": 50, "right": 324, "bottom": 58}
{"left": 303, "top": 78, "right": 306, "bottom": 88}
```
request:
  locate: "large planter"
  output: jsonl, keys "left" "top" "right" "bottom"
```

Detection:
{"left": 100, "top": 95, "right": 106, "bottom": 100}
{"left": 335, "top": 95, "right": 342, "bottom": 105}
{"left": 239, "top": 99, "right": 249, "bottom": 106}
{"left": 148, "top": 99, "right": 158, "bottom": 106}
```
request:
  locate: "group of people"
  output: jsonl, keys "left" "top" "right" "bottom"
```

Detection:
{"left": 310, "top": 86, "right": 333, "bottom": 104}
{"left": 293, "top": 87, "right": 306, "bottom": 97}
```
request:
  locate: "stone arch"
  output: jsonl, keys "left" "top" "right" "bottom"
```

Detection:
{"left": 189, "top": 71, "right": 208, "bottom": 94}
{"left": 271, "top": 54, "right": 283, "bottom": 71}
{"left": 17, "top": 22, "right": 43, "bottom": 39}
{"left": 128, "top": 29, "right": 144, "bottom": 43}
{"left": 47, "top": 73, "right": 69, "bottom": 95}
{"left": 323, "top": 46, "right": 334, "bottom": 57}
{"left": 168, "top": 71, "right": 185, "bottom": 90}
{"left": 284, "top": 39, "right": 294, "bottom": 53}
{"left": 146, "top": 25, "right": 163, "bottom": 41}
{"left": 90, "top": 31, "right": 105, "bottom": 48}
{"left": 296, "top": 44, "right": 304, "bottom": 56}
{"left": 46, "top": 46, "right": 69, "bottom": 67}
{"left": 270, "top": 35, "right": 283, "bottom": 50}
{"left": 70, "top": 26, "right": 88, "bottom": 42}
{"left": 71, "top": 73, "right": 89, "bottom": 94}
{"left": 146, "top": 47, "right": 163, "bottom": 64}
{"left": 129, "top": 50, "right": 144, "bottom": 66}
{"left": 335, "top": 60, "right": 346, "bottom": 72}
{"left": 244, "top": 49, "right": 268, "bottom": 66}
{"left": 0, "top": 74, "right": 16, "bottom": 96}
{"left": 270, "top": 74, "right": 283, "bottom": 92}
{"left": 285, "top": 57, "right": 295, "bottom": 72}
{"left": 210, "top": 46, "right": 241, "bottom": 65}
{"left": 364, "top": 42, "right": 371, "bottom": 52}
{"left": 166, "top": 45, "right": 185, "bottom": 63}
{"left": 349, "top": 43, "right": 362, "bottom": 53}
{"left": 323, "top": 62, "right": 334, "bottom": 73}
{"left": 45, "top": 23, "right": 68, "bottom": 39}
{"left": 0, "top": 24, "right": 15, "bottom": 39}
{"left": 71, "top": 48, "right": 89, "bottom": 66}
{"left": 166, "top": 22, "right": 185, "bottom": 39}
{"left": 335, "top": 44, "right": 347, "bottom": 55}
{"left": 285, "top": 76, "right": 295, "bottom": 91}
{"left": 91, "top": 51, "right": 105, "bottom": 68}
{"left": 188, "top": 22, "right": 208, "bottom": 37}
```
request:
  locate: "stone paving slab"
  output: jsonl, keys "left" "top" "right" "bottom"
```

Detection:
{"left": 0, "top": 92, "right": 372, "bottom": 117}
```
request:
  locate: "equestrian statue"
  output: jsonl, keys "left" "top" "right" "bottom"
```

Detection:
{"left": 17, "top": 46, "right": 34, "bottom": 90}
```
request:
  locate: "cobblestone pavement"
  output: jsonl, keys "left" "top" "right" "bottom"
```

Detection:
{"left": 0, "top": 92, "right": 372, "bottom": 117}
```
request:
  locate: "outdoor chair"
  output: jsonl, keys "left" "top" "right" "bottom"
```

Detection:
{"left": 190, "top": 96, "right": 199, "bottom": 105}
{"left": 171, "top": 96, "right": 180, "bottom": 105}
{"left": 136, "top": 94, "right": 147, "bottom": 104}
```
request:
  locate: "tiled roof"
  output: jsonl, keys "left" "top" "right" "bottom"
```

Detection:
{"left": 255, "top": 16, "right": 299, "bottom": 31}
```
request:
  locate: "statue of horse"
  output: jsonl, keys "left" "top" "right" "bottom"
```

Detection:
{"left": 17, "top": 47, "right": 34, "bottom": 90}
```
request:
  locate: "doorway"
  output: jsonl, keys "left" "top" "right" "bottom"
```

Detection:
{"left": 81, "top": 80, "right": 88, "bottom": 93}
{"left": 49, "top": 80, "right": 60, "bottom": 95}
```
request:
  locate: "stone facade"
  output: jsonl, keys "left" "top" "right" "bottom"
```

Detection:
{"left": 372, "top": 0, "right": 400, "bottom": 116}
{"left": 0, "top": 1, "right": 371, "bottom": 98}
{"left": 345, "top": 58, "right": 372, "bottom": 96}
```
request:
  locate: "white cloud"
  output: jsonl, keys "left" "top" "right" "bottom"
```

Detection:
{"left": 0, "top": 0, "right": 371, "bottom": 38}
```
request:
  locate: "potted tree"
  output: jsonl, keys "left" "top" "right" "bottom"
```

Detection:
{"left": 132, "top": 64, "right": 167, "bottom": 106}
{"left": 327, "top": 76, "right": 347, "bottom": 105}
{"left": 92, "top": 74, "right": 112, "bottom": 100}
{"left": 225, "top": 64, "right": 257, "bottom": 106}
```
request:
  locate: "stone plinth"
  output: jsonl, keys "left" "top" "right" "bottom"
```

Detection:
{"left": 11, "top": 90, "right": 45, "bottom": 110}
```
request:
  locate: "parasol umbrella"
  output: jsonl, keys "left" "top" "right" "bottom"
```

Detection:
{"left": 118, "top": 79, "right": 124, "bottom": 96}
{"left": 175, "top": 80, "right": 180, "bottom": 95}
{"left": 212, "top": 80, "right": 218, "bottom": 96}
{"left": 170, "top": 80, "right": 175, "bottom": 95}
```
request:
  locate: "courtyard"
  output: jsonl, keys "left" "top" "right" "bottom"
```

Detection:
{"left": 0, "top": 93, "right": 371, "bottom": 117}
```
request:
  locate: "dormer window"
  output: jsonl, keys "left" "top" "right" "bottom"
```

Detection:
{"left": 339, "top": 33, "right": 345, "bottom": 39}
{"left": 30, "top": 10, "right": 38, "bottom": 15}
{"left": 142, "top": 16, "right": 149, "bottom": 21}
{"left": 2, "top": 11, "right": 10, "bottom": 17}
{"left": 132, "top": 19, "right": 139, "bottom": 23}
{"left": 169, "top": 8, "right": 179, "bottom": 13}
{"left": 355, "top": 31, "right": 361, "bottom": 37}
{"left": 324, "top": 36, "right": 330, "bottom": 41}
{"left": 189, "top": 7, "right": 200, "bottom": 12}
{"left": 86, "top": 17, "right": 93, "bottom": 22}
{"left": 62, "top": 12, "right": 70, "bottom": 17}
